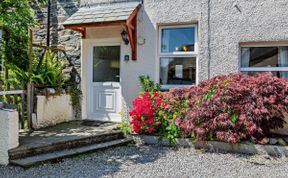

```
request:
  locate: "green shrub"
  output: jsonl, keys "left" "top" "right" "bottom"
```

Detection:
{"left": 10, "top": 50, "right": 65, "bottom": 88}
{"left": 139, "top": 75, "right": 160, "bottom": 93}
{"left": 117, "top": 121, "right": 132, "bottom": 136}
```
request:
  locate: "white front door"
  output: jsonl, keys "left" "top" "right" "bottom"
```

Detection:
{"left": 90, "top": 45, "right": 122, "bottom": 122}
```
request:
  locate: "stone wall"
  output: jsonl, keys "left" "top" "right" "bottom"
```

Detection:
{"left": 33, "top": 0, "right": 81, "bottom": 70}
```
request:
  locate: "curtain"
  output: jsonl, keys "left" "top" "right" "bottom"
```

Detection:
{"left": 160, "top": 58, "right": 170, "bottom": 84}
{"left": 241, "top": 48, "right": 250, "bottom": 68}
{"left": 278, "top": 47, "right": 288, "bottom": 79}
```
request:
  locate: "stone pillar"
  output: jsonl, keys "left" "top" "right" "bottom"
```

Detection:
{"left": 0, "top": 109, "right": 19, "bottom": 165}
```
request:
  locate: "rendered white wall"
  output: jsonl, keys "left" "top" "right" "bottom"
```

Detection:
{"left": 0, "top": 109, "right": 19, "bottom": 165}
{"left": 208, "top": 0, "right": 288, "bottom": 77}
{"left": 80, "top": 0, "right": 288, "bottom": 121}
{"left": 35, "top": 95, "right": 74, "bottom": 129}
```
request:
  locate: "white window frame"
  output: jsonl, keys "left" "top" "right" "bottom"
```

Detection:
{"left": 240, "top": 44, "right": 288, "bottom": 75}
{"left": 158, "top": 24, "right": 198, "bottom": 90}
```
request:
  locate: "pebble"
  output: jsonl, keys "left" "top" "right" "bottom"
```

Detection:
{"left": 269, "top": 138, "right": 278, "bottom": 145}
{"left": 0, "top": 146, "right": 288, "bottom": 178}
{"left": 277, "top": 138, "right": 287, "bottom": 146}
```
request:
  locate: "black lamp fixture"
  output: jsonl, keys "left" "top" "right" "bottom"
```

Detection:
{"left": 121, "top": 30, "right": 129, "bottom": 45}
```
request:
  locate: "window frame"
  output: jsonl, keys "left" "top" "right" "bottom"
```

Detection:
{"left": 158, "top": 24, "right": 198, "bottom": 89}
{"left": 240, "top": 44, "right": 288, "bottom": 75}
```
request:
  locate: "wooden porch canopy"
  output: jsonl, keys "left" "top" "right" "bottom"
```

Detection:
{"left": 63, "top": 1, "right": 141, "bottom": 60}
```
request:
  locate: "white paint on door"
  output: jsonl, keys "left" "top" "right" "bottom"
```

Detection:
{"left": 88, "top": 41, "right": 122, "bottom": 122}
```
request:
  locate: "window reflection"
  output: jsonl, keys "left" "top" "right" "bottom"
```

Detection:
{"left": 161, "top": 27, "right": 195, "bottom": 53}
{"left": 160, "top": 57, "right": 196, "bottom": 85}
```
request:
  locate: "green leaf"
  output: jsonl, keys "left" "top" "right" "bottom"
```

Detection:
{"left": 230, "top": 113, "right": 239, "bottom": 123}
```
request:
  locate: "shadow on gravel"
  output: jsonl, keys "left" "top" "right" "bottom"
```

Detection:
{"left": 0, "top": 146, "right": 171, "bottom": 178}
{"left": 83, "top": 145, "right": 171, "bottom": 177}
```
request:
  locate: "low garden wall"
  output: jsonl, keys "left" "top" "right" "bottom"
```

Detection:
{"left": 0, "top": 109, "right": 19, "bottom": 165}
{"left": 33, "top": 94, "right": 75, "bottom": 129}
{"left": 132, "top": 135, "right": 288, "bottom": 158}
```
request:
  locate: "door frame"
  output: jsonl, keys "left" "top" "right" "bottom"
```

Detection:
{"left": 87, "top": 38, "right": 122, "bottom": 121}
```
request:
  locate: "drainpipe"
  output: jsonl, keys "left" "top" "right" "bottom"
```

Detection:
{"left": 46, "top": 0, "right": 51, "bottom": 47}
{"left": 207, "top": 0, "right": 211, "bottom": 79}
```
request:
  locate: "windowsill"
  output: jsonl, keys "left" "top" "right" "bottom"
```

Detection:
{"left": 160, "top": 84, "right": 194, "bottom": 91}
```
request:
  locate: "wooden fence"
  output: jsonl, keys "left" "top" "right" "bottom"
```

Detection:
{"left": 0, "top": 81, "right": 34, "bottom": 130}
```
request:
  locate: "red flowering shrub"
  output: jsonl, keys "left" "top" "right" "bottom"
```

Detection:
{"left": 129, "top": 92, "right": 162, "bottom": 134}
{"left": 179, "top": 73, "right": 288, "bottom": 144}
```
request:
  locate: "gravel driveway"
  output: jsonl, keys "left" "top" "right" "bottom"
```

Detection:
{"left": 0, "top": 146, "right": 288, "bottom": 178}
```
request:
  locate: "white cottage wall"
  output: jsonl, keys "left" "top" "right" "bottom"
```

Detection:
{"left": 208, "top": 0, "right": 288, "bottom": 77}
{"left": 80, "top": 0, "right": 288, "bottom": 121}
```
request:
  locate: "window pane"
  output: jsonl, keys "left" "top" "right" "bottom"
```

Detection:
{"left": 243, "top": 71, "right": 288, "bottom": 79}
{"left": 160, "top": 57, "right": 196, "bottom": 85}
{"left": 161, "top": 27, "right": 195, "bottom": 53}
{"left": 93, "top": 46, "right": 120, "bottom": 82}
{"left": 241, "top": 47, "right": 288, "bottom": 67}
{"left": 249, "top": 47, "right": 278, "bottom": 67}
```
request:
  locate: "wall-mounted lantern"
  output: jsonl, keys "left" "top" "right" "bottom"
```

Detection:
{"left": 121, "top": 30, "right": 129, "bottom": 45}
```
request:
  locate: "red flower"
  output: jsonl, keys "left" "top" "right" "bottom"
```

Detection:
{"left": 129, "top": 92, "right": 163, "bottom": 134}
{"left": 147, "top": 127, "right": 154, "bottom": 134}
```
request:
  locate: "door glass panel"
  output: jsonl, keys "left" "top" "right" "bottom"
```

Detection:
{"left": 93, "top": 46, "right": 120, "bottom": 82}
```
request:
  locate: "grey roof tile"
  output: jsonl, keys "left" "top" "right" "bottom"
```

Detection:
{"left": 64, "top": 1, "right": 140, "bottom": 26}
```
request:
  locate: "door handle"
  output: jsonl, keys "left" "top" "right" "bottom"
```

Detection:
{"left": 115, "top": 75, "right": 120, "bottom": 78}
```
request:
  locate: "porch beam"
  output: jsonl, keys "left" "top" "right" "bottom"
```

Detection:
{"left": 126, "top": 5, "right": 141, "bottom": 60}
{"left": 64, "top": 21, "right": 126, "bottom": 29}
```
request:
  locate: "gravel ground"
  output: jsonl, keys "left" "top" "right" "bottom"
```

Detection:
{"left": 0, "top": 146, "right": 288, "bottom": 178}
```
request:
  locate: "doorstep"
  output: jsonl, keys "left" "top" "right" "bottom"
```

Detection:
{"left": 9, "top": 121, "right": 133, "bottom": 167}
{"left": 131, "top": 135, "right": 288, "bottom": 157}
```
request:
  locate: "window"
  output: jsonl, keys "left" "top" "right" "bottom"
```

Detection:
{"left": 159, "top": 25, "right": 197, "bottom": 88}
{"left": 241, "top": 46, "right": 288, "bottom": 79}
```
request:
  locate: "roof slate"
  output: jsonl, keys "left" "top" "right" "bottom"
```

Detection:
{"left": 63, "top": 1, "right": 140, "bottom": 26}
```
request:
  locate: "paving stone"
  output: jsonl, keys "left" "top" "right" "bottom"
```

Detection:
{"left": 9, "top": 121, "right": 120, "bottom": 160}
{"left": 10, "top": 138, "right": 132, "bottom": 168}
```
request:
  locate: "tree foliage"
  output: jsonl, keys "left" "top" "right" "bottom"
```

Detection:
{"left": 0, "top": 0, "right": 37, "bottom": 70}
{"left": 179, "top": 73, "right": 288, "bottom": 144}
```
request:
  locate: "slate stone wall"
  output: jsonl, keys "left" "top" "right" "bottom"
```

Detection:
{"left": 33, "top": 0, "right": 81, "bottom": 70}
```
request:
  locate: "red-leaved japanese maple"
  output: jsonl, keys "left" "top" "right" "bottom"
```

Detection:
{"left": 179, "top": 73, "right": 288, "bottom": 144}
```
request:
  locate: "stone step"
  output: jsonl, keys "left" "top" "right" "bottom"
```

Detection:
{"left": 10, "top": 138, "right": 132, "bottom": 168}
{"left": 9, "top": 131, "right": 124, "bottom": 160}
